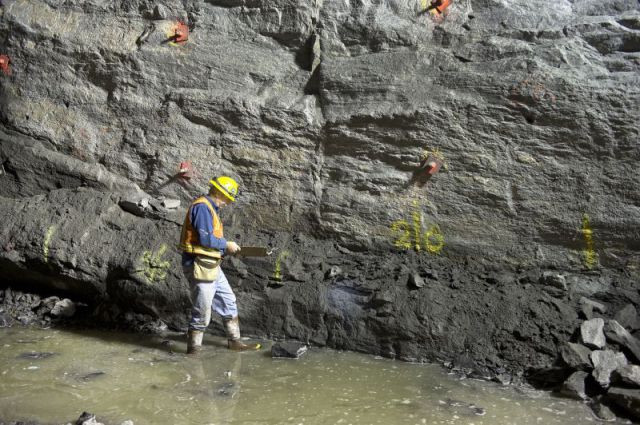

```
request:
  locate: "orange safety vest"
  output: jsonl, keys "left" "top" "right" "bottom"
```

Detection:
{"left": 178, "top": 196, "right": 223, "bottom": 258}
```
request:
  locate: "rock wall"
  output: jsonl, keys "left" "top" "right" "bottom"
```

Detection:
{"left": 0, "top": 0, "right": 639, "bottom": 377}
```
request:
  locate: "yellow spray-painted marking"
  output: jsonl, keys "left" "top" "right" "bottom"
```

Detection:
{"left": 420, "top": 0, "right": 429, "bottom": 10}
{"left": 273, "top": 250, "right": 290, "bottom": 281}
{"left": 412, "top": 200, "right": 422, "bottom": 252}
{"left": 391, "top": 220, "right": 412, "bottom": 250}
{"left": 424, "top": 224, "right": 445, "bottom": 254}
{"left": 581, "top": 214, "right": 597, "bottom": 269}
{"left": 43, "top": 225, "right": 57, "bottom": 263}
{"left": 140, "top": 244, "right": 171, "bottom": 284}
{"left": 391, "top": 200, "right": 444, "bottom": 254}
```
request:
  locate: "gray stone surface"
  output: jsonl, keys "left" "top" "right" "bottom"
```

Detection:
{"left": 581, "top": 318, "right": 606, "bottom": 350}
{"left": 604, "top": 320, "right": 640, "bottom": 364}
{"left": 607, "top": 388, "right": 640, "bottom": 421}
{"left": 51, "top": 299, "right": 76, "bottom": 318}
{"left": 0, "top": 312, "right": 12, "bottom": 328}
{"left": 580, "top": 297, "right": 607, "bottom": 314}
{"left": 612, "top": 364, "right": 640, "bottom": 388}
{"left": 0, "top": 0, "right": 638, "bottom": 383}
{"left": 559, "top": 370, "right": 589, "bottom": 400}
{"left": 591, "top": 350, "right": 628, "bottom": 388}
{"left": 615, "top": 304, "right": 640, "bottom": 332}
{"left": 590, "top": 400, "right": 617, "bottom": 422}
{"left": 559, "top": 342, "right": 592, "bottom": 371}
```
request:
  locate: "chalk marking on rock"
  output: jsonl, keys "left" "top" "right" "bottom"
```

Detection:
{"left": 581, "top": 214, "right": 597, "bottom": 269}
{"left": 139, "top": 244, "right": 171, "bottom": 284}
{"left": 43, "top": 225, "right": 57, "bottom": 264}
{"left": 273, "top": 250, "right": 290, "bottom": 281}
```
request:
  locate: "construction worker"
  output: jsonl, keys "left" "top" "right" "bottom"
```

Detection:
{"left": 179, "top": 176, "right": 260, "bottom": 355}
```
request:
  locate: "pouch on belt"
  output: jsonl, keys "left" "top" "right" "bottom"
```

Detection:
{"left": 193, "top": 256, "right": 221, "bottom": 281}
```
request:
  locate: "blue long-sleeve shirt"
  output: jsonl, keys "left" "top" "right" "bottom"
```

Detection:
{"left": 182, "top": 195, "right": 227, "bottom": 266}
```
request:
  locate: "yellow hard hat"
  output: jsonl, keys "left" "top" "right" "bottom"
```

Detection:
{"left": 210, "top": 176, "right": 239, "bottom": 202}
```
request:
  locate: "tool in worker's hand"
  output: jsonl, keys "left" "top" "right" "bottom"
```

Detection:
{"left": 236, "top": 246, "right": 272, "bottom": 257}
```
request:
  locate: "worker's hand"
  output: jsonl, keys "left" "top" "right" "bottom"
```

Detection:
{"left": 226, "top": 241, "right": 241, "bottom": 254}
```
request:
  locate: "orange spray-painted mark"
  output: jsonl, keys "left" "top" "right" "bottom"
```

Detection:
{"left": 0, "top": 55, "right": 11, "bottom": 76}
{"left": 167, "top": 21, "right": 189, "bottom": 45}
{"left": 178, "top": 161, "right": 194, "bottom": 179}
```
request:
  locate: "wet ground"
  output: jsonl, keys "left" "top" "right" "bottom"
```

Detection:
{"left": 0, "top": 327, "right": 605, "bottom": 425}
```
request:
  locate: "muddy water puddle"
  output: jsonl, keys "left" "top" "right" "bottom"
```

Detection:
{"left": 0, "top": 327, "right": 598, "bottom": 424}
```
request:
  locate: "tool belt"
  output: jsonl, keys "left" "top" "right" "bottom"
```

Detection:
{"left": 193, "top": 255, "right": 221, "bottom": 282}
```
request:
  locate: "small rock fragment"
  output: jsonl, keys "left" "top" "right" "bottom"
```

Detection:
{"left": 540, "top": 271, "right": 567, "bottom": 290}
{"left": 75, "top": 411, "right": 104, "bottom": 425}
{"left": 271, "top": 341, "right": 308, "bottom": 359}
{"left": 408, "top": 273, "right": 425, "bottom": 289}
{"left": 615, "top": 304, "right": 640, "bottom": 332}
{"left": 559, "top": 342, "right": 592, "bottom": 370}
{"left": 161, "top": 198, "right": 180, "bottom": 209}
{"left": 559, "top": 371, "right": 589, "bottom": 400}
{"left": 612, "top": 365, "right": 640, "bottom": 388}
{"left": 324, "top": 265, "right": 342, "bottom": 280}
{"left": 79, "top": 371, "right": 106, "bottom": 381}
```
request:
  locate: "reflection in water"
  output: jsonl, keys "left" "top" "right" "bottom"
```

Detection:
{"left": 0, "top": 328, "right": 596, "bottom": 425}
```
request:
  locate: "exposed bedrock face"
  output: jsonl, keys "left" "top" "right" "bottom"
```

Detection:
{"left": 0, "top": 0, "right": 639, "bottom": 373}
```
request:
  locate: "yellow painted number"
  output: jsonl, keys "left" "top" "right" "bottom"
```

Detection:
{"left": 581, "top": 214, "right": 597, "bottom": 269}
{"left": 391, "top": 202, "right": 444, "bottom": 254}
{"left": 391, "top": 220, "right": 412, "bottom": 250}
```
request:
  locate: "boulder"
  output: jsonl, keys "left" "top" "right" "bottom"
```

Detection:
{"left": 0, "top": 311, "right": 13, "bottom": 328}
{"left": 559, "top": 371, "right": 589, "bottom": 400}
{"left": 606, "top": 388, "right": 640, "bottom": 421}
{"left": 579, "top": 297, "right": 607, "bottom": 314}
{"left": 580, "top": 318, "right": 606, "bottom": 349}
{"left": 37, "top": 296, "right": 60, "bottom": 316}
{"left": 51, "top": 298, "right": 76, "bottom": 318}
{"left": 559, "top": 342, "right": 592, "bottom": 370}
{"left": 612, "top": 365, "right": 640, "bottom": 388}
{"left": 615, "top": 304, "right": 640, "bottom": 332}
{"left": 590, "top": 400, "right": 617, "bottom": 422}
{"left": 591, "top": 350, "right": 628, "bottom": 388}
{"left": 604, "top": 320, "right": 640, "bottom": 364}
{"left": 271, "top": 341, "right": 308, "bottom": 359}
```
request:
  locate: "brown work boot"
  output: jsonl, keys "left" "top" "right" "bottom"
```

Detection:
{"left": 228, "top": 339, "right": 261, "bottom": 351}
{"left": 224, "top": 316, "right": 261, "bottom": 351}
{"left": 187, "top": 330, "right": 204, "bottom": 356}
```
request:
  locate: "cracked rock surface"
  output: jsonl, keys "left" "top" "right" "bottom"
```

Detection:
{"left": 0, "top": 0, "right": 639, "bottom": 380}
